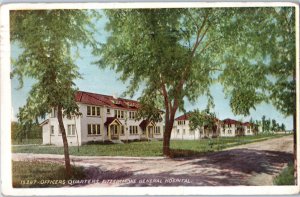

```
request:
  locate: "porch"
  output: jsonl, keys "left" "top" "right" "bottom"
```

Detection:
{"left": 104, "top": 117, "right": 123, "bottom": 140}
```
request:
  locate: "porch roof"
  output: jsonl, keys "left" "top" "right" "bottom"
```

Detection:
{"left": 104, "top": 117, "right": 122, "bottom": 126}
{"left": 39, "top": 119, "right": 49, "bottom": 126}
{"left": 139, "top": 120, "right": 155, "bottom": 130}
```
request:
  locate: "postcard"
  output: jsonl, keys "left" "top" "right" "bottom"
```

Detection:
{"left": 0, "top": 1, "right": 299, "bottom": 196}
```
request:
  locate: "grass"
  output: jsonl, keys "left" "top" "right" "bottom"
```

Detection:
{"left": 273, "top": 163, "right": 295, "bottom": 185}
{"left": 12, "top": 161, "right": 85, "bottom": 188}
{"left": 12, "top": 138, "right": 42, "bottom": 145}
{"left": 12, "top": 134, "right": 289, "bottom": 157}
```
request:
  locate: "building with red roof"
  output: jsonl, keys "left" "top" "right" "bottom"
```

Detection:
{"left": 242, "top": 122, "right": 259, "bottom": 135}
{"left": 171, "top": 112, "right": 223, "bottom": 140}
{"left": 171, "top": 114, "right": 257, "bottom": 140}
{"left": 220, "top": 118, "right": 244, "bottom": 137}
{"left": 42, "top": 91, "right": 164, "bottom": 146}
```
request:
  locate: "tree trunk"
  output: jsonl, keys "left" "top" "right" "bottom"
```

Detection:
{"left": 163, "top": 122, "right": 172, "bottom": 157}
{"left": 163, "top": 109, "right": 176, "bottom": 157}
{"left": 57, "top": 105, "right": 72, "bottom": 178}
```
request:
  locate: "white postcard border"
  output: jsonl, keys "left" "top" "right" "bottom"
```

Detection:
{"left": 1, "top": 1, "right": 299, "bottom": 196}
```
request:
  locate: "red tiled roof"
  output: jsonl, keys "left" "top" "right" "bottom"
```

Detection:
{"left": 75, "top": 91, "right": 140, "bottom": 110}
{"left": 223, "top": 118, "right": 241, "bottom": 125}
{"left": 175, "top": 113, "right": 221, "bottom": 123}
{"left": 175, "top": 113, "right": 191, "bottom": 121}
{"left": 242, "top": 122, "right": 255, "bottom": 126}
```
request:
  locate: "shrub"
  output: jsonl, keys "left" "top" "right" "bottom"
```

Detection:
{"left": 273, "top": 163, "right": 295, "bottom": 185}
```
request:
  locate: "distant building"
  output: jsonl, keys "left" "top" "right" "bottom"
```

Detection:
{"left": 242, "top": 122, "right": 259, "bottom": 136}
{"left": 171, "top": 113, "right": 222, "bottom": 140}
{"left": 221, "top": 119, "right": 244, "bottom": 137}
{"left": 171, "top": 115, "right": 258, "bottom": 140}
{"left": 41, "top": 91, "right": 164, "bottom": 146}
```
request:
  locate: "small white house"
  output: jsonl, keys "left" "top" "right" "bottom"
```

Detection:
{"left": 171, "top": 114, "right": 200, "bottom": 140}
{"left": 171, "top": 114, "right": 222, "bottom": 140}
{"left": 171, "top": 115, "right": 258, "bottom": 140}
{"left": 242, "top": 122, "right": 258, "bottom": 136}
{"left": 41, "top": 91, "right": 164, "bottom": 146}
{"left": 220, "top": 119, "right": 242, "bottom": 137}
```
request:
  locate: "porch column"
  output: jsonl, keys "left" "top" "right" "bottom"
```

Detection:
{"left": 146, "top": 127, "right": 148, "bottom": 138}
{"left": 108, "top": 125, "right": 111, "bottom": 140}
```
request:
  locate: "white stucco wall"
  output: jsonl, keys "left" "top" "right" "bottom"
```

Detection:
{"left": 220, "top": 125, "right": 236, "bottom": 137}
{"left": 42, "top": 114, "right": 81, "bottom": 146}
{"left": 244, "top": 126, "right": 254, "bottom": 136}
{"left": 171, "top": 120, "right": 201, "bottom": 140}
{"left": 80, "top": 103, "right": 104, "bottom": 144}
{"left": 42, "top": 103, "right": 164, "bottom": 146}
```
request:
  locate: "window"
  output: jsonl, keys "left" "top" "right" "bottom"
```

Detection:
{"left": 67, "top": 124, "right": 76, "bottom": 136}
{"left": 87, "top": 106, "right": 91, "bottom": 116}
{"left": 87, "top": 124, "right": 101, "bottom": 135}
{"left": 178, "top": 120, "right": 186, "bottom": 125}
{"left": 129, "top": 111, "right": 136, "bottom": 119}
{"left": 177, "top": 129, "right": 180, "bottom": 134}
{"left": 92, "top": 107, "right": 96, "bottom": 115}
{"left": 107, "top": 108, "right": 110, "bottom": 114}
{"left": 88, "top": 124, "right": 92, "bottom": 135}
{"left": 189, "top": 130, "right": 194, "bottom": 135}
{"left": 228, "top": 130, "right": 232, "bottom": 134}
{"left": 121, "top": 126, "right": 125, "bottom": 135}
{"left": 87, "top": 106, "right": 101, "bottom": 116}
{"left": 129, "top": 126, "right": 138, "bottom": 135}
{"left": 155, "top": 126, "right": 161, "bottom": 134}
{"left": 50, "top": 126, "right": 54, "bottom": 135}
{"left": 114, "top": 110, "right": 125, "bottom": 119}
{"left": 183, "top": 129, "right": 186, "bottom": 135}
{"left": 51, "top": 108, "right": 57, "bottom": 118}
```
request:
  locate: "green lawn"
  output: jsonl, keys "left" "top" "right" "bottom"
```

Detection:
{"left": 12, "top": 134, "right": 290, "bottom": 157}
{"left": 273, "top": 162, "right": 295, "bottom": 185}
{"left": 12, "top": 161, "right": 85, "bottom": 188}
{"left": 12, "top": 138, "right": 42, "bottom": 145}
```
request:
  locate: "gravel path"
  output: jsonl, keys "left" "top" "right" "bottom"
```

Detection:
{"left": 12, "top": 135, "right": 293, "bottom": 187}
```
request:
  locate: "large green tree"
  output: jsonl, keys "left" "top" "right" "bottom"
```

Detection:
{"left": 96, "top": 8, "right": 295, "bottom": 157}
{"left": 11, "top": 10, "right": 98, "bottom": 177}
{"left": 220, "top": 7, "right": 296, "bottom": 182}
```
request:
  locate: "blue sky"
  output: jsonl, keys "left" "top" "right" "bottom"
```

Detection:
{"left": 11, "top": 10, "right": 294, "bottom": 130}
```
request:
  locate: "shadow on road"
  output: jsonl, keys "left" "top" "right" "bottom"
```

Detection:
{"left": 190, "top": 149, "right": 293, "bottom": 175}
{"left": 72, "top": 148, "right": 293, "bottom": 187}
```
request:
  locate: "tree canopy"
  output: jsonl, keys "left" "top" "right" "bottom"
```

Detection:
{"left": 95, "top": 7, "right": 295, "bottom": 156}
{"left": 11, "top": 10, "right": 99, "bottom": 177}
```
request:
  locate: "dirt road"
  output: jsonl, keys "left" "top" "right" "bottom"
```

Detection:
{"left": 12, "top": 135, "right": 293, "bottom": 186}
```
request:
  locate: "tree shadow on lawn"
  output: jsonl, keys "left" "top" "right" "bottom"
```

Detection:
{"left": 190, "top": 149, "right": 293, "bottom": 175}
